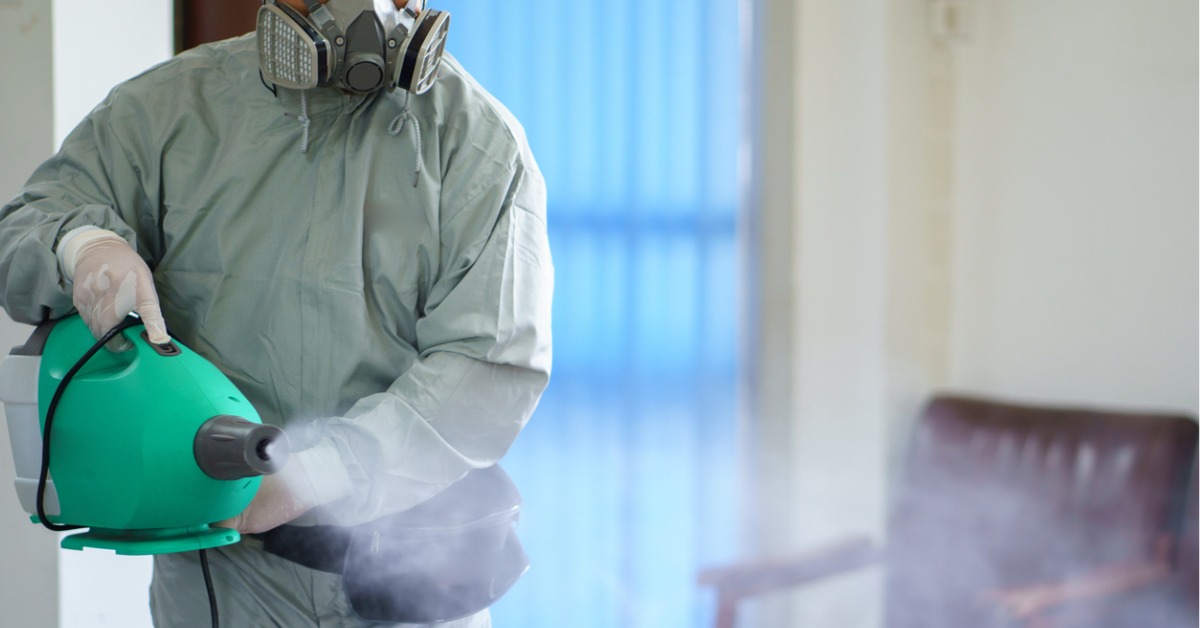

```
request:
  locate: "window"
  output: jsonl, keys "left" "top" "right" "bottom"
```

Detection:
{"left": 436, "top": 3, "right": 743, "bottom": 625}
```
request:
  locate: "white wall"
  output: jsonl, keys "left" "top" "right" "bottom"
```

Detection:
{"left": 787, "top": 0, "right": 891, "bottom": 626}
{"left": 749, "top": 0, "right": 1197, "bottom": 627}
{"left": 0, "top": 1, "right": 172, "bottom": 626}
{"left": 52, "top": 0, "right": 173, "bottom": 148}
{"left": 948, "top": 0, "right": 1199, "bottom": 415}
{"left": 748, "top": 0, "right": 898, "bottom": 625}
{"left": 1, "top": 3, "right": 61, "bottom": 626}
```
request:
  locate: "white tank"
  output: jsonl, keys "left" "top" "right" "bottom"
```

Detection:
{"left": 0, "top": 352, "right": 59, "bottom": 516}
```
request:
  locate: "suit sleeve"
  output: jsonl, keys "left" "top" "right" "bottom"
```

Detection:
{"left": 0, "top": 88, "right": 158, "bottom": 324}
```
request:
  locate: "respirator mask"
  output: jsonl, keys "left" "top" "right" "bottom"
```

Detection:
{"left": 257, "top": 0, "right": 450, "bottom": 95}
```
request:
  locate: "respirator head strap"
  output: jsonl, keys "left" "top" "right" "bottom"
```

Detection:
{"left": 305, "top": 0, "right": 346, "bottom": 44}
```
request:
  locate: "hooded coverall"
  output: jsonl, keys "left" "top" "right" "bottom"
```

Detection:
{"left": 0, "top": 32, "right": 552, "bottom": 627}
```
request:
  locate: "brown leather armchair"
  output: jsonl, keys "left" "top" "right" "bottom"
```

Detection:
{"left": 699, "top": 395, "right": 1199, "bottom": 628}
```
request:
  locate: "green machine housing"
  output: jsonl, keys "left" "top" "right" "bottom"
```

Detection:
{"left": 0, "top": 315, "right": 289, "bottom": 555}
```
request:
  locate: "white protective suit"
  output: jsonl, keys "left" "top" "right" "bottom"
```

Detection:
{"left": 0, "top": 26, "right": 551, "bottom": 627}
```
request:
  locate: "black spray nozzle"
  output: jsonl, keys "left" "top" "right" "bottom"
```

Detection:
{"left": 194, "top": 415, "right": 290, "bottom": 480}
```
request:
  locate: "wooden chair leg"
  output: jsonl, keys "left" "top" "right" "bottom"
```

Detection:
{"left": 715, "top": 591, "right": 740, "bottom": 628}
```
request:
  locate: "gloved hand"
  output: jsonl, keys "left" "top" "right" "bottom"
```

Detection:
{"left": 57, "top": 227, "right": 170, "bottom": 348}
{"left": 214, "top": 472, "right": 315, "bottom": 535}
{"left": 214, "top": 442, "right": 352, "bottom": 534}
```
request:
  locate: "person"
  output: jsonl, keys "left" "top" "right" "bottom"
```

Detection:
{"left": 0, "top": 0, "right": 552, "bottom": 625}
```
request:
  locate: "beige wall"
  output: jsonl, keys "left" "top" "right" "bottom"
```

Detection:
{"left": 948, "top": 0, "right": 1199, "bottom": 415}
{"left": 748, "top": 0, "right": 1197, "bottom": 626}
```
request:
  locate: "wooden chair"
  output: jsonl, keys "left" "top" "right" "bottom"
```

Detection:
{"left": 699, "top": 395, "right": 1198, "bottom": 628}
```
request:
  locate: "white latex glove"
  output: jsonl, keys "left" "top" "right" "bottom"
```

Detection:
{"left": 213, "top": 472, "right": 314, "bottom": 535}
{"left": 58, "top": 227, "right": 170, "bottom": 347}
{"left": 214, "top": 443, "right": 352, "bottom": 534}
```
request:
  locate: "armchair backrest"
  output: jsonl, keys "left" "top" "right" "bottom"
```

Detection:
{"left": 884, "top": 395, "right": 1197, "bottom": 628}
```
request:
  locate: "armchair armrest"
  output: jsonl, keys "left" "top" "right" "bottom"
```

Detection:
{"left": 697, "top": 535, "right": 882, "bottom": 628}
{"left": 982, "top": 558, "right": 1172, "bottom": 628}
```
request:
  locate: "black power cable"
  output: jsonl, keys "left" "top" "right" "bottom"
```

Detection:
{"left": 199, "top": 549, "right": 219, "bottom": 628}
{"left": 36, "top": 317, "right": 141, "bottom": 531}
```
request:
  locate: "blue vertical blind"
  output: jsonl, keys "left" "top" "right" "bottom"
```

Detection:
{"left": 435, "top": 3, "right": 741, "bottom": 626}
